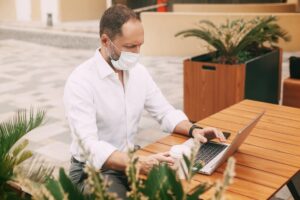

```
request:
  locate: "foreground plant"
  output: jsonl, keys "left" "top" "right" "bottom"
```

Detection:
{"left": 176, "top": 16, "right": 290, "bottom": 64}
{"left": 0, "top": 108, "right": 46, "bottom": 200}
{"left": 18, "top": 130, "right": 116, "bottom": 200}
{"left": 18, "top": 138, "right": 236, "bottom": 200}
{"left": 211, "top": 157, "right": 236, "bottom": 200}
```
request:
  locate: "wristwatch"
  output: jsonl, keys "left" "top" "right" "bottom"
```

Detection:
{"left": 188, "top": 124, "right": 203, "bottom": 138}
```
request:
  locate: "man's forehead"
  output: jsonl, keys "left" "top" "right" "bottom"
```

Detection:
{"left": 117, "top": 19, "right": 144, "bottom": 44}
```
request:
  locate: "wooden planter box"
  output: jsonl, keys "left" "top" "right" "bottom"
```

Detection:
{"left": 184, "top": 48, "right": 282, "bottom": 122}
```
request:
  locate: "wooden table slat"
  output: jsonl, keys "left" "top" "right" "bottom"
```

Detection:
{"left": 215, "top": 111, "right": 300, "bottom": 129}
{"left": 241, "top": 100, "right": 300, "bottom": 115}
{"left": 239, "top": 144, "right": 300, "bottom": 168}
{"left": 200, "top": 117, "right": 300, "bottom": 139}
{"left": 224, "top": 106, "right": 300, "bottom": 123}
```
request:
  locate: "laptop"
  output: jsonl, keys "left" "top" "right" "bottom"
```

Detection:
{"left": 190, "top": 111, "right": 265, "bottom": 175}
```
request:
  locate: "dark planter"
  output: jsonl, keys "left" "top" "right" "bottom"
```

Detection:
{"left": 184, "top": 48, "right": 282, "bottom": 121}
{"left": 114, "top": 0, "right": 157, "bottom": 9}
{"left": 169, "top": 0, "right": 286, "bottom": 3}
{"left": 244, "top": 48, "right": 281, "bottom": 104}
{"left": 289, "top": 56, "right": 300, "bottom": 79}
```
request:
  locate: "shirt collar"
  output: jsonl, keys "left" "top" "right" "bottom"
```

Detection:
{"left": 94, "top": 48, "right": 115, "bottom": 79}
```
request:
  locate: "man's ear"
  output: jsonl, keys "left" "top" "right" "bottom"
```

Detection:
{"left": 100, "top": 34, "right": 110, "bottom": 47}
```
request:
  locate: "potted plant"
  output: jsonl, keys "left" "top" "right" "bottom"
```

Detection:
{"left": 0, "top": 109, "right": 46, "bottom": 200}
{"left": 175, "top": 16, "right": 290, "bottom": 122}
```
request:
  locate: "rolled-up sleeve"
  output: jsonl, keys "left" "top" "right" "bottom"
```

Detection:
{"left": 144, "top": 70, "right": 188, "bottom": 133}
{"left": 64, "top": 78, "right": 117, "bottom": 170}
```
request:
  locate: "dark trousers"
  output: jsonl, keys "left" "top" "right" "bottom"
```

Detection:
{"left": 69, "top": 157, "right": 130, "bottom": 199}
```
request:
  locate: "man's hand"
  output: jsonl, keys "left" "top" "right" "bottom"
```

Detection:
{"left": 192, "top": 127, "right": 226, "bottom": 143}
{"left": 138, "top": 152, "right": 174, "bottom": 175}
{"left": 174, "top": 120, "right": 226, "bottom": 143}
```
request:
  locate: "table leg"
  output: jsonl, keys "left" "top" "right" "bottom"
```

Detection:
{"left": 287, "top": 170, "right": 300, "bottom": 199}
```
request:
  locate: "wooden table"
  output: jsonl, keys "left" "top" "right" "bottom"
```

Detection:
{"left": 137, "top": 100, "right": 300, "bottom": 199}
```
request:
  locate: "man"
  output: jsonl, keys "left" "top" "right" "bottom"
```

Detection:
{"left": 63, "top": 4, "right": 225, "bottom": 199}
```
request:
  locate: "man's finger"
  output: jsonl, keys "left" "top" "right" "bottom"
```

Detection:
{"left": 149, "top": 158, "right": 159, "bottom": 166}
{"left": 155, "top": 155, "right": 175, "bottom": 164}
{"left": 219, "top": 131, "right": 226, "bottom": 141}
{"left": 215, "top": 130, "right": 226, "bottom": 142}
{"left": 210, "top": 127, "right": 226, "bottom": 142}
{"left": 195, "top": 134, "right": 207, "bottom": 143}
{"left": 161, "top": 151, "right": 170, "bottom": 157}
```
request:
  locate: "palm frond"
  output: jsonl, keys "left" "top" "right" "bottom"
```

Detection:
{"left": 0, "top": 108, "right": 46, "bottom": 199}
{"left": 235, "top": 16, "right": 290, "bottom": 55}
{"left": 15, "top": 156, "right": 54, "bottom": 183}
{"left": 198, "top": 20, "right": 222, "bottom": 36}
{"left": 176, "top": 29, "right": 227, "bottom": 54}
{"left": 176, "top": 15, "right": 290, "bottom": 64}
{"left": 0, "top": 108, "right": 46, "bottom": 157}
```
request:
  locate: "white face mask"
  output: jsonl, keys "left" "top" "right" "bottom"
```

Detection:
{"left": 108, "top": 39, "right": 140, "bottom": 71}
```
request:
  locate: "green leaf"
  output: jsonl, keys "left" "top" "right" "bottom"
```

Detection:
{"left": 183, "top": 154, "right": 191, "bottom": 170}
{"left": 163, "top": 164, "right": 184, "bottom": 199}
{"left": 45, "top": 178, "right": 65, "bottom": 200}
{"left": 187, "top": 183, "right": 209, "bottom": 200}
{"left": 141, "top": 166, "right": 161, "bottom": 199}
{"left": 58, "top": 168, "right": 85, "bottom": 200}
{"left": 12, "top": 139, "right": 29, "bottom": 157}
{"left": 15, "top": 150, "right": 32, "bottom": 165}
{"left": 142, "top": 163, "right": 185, "bottom": 200}
{"left": 179, "top": 159, "right": 189, "bottom": 180}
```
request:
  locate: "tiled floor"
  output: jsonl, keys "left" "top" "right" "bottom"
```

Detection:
{"left": 0, "top": 31, "right": 299, "bottom": 199}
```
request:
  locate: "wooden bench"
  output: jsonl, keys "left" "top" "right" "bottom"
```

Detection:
{"left": 283, "top": 77, "right": 300, "bottom": 108}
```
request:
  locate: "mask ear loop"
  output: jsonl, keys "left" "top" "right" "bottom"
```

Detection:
{"left": 107, "top": 38, "right": 121, "bottom": 61}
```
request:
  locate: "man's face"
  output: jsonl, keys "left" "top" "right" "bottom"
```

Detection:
{"left": 103, "top": 19, "right": 144, "bottom": 60}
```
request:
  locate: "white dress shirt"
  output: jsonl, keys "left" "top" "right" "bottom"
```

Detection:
{"left": 63, "top": 49, "right": 188, "bottom": 170}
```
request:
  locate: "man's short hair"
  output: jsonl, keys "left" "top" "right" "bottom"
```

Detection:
{"left": 99, "top": 5, "right": 139, "bottom": 40}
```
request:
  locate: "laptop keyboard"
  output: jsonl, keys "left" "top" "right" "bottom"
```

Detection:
{"left": 195, "top": 142, "right": 227, "bottom": 166}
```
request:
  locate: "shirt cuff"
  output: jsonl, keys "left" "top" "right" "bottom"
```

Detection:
{"left": 87, "top": 141, "right": 118, "bottom": 170}
{"left": 161, "top": 109, "right": 188, "bottom": 133}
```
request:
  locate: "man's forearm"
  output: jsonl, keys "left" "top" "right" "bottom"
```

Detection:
{"left": 103, "top": 150, "right": 129, "bottom": 171}
{"left": 173, "top": 120, "right": 193, "bottom": 136}
{"left": 102, "top": 150, "right": 159, "bottom": 175}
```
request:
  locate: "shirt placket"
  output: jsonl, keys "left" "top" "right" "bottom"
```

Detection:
{"left": 113, "top": 72, "right": 130, "bottom": 150}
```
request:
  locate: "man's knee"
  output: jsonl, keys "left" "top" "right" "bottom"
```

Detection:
{"left": 102, "top": 169, "right": 129, "bottom": 199}
{"left": 69, "top": 161, "right": 129, "bottom": 199}
{"left": 69, "top": 160, "right": 87, "bottom": 193}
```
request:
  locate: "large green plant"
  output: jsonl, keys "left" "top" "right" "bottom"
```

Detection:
{"left": 176, "top": 16, "right": 290, "bottom": 64}
{"left": 0, "top": 109, "right": 46, "bottom": 199}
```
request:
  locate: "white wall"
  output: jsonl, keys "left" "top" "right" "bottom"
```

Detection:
{"left": 40, "top": 0, "right": 59, "bottom": 24}
{"left": 15, "top": 0, "right": 31, "bottom": 21}
{"left": 140, "top": 12, "right": 300, "bottom": 56}
{"left": 106, "top": 0, "right": 112, "bottom": 8}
